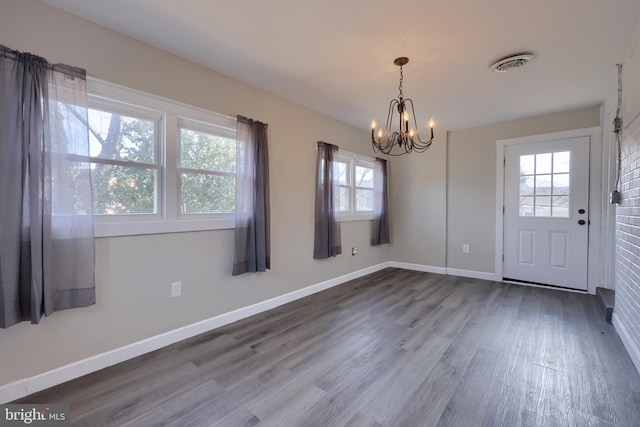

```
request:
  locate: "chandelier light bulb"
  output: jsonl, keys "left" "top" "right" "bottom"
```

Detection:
{"left": 371, "top": 119, "right": 377, "bottom": 129}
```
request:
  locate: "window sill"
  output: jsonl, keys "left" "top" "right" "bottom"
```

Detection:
{"left": 340, "top": 213, "right": 374, "bottom": 222}
{"left": 94, "top": 217, "right": 235, "bottom": 238}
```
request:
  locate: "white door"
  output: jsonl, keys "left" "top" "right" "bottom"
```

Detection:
{"left": 503, "top": 137, "right": 590, "bottom": 290}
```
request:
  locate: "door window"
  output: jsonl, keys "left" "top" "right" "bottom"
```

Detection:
{"left": 519, "top": 151, "right": 570, "bottom": 218}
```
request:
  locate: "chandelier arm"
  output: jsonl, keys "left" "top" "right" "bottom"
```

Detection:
{"left": 385, "top": 98, "right": 399, "bottom": 134}
{"left": 404, "top": 98, "right": 434, "bottom": 145}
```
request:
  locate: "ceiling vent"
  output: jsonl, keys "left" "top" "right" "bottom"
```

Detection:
{"left": 490, "top": 52, "right": 535, "bottom": 72}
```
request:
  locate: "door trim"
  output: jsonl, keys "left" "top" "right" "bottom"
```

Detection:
{"left": 495, "top": 127, "right": 602, "bottom": 294}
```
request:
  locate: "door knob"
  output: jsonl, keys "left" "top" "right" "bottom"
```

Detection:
{"left": 578, "top": 219, "right": 586, "bottom": 225}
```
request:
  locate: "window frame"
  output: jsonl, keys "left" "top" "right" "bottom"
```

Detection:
{"left": 88, "top": 78, "right": 237, "bottom": 237}
{"left": 337, "top": 150, "right": 376, "bottom": 221}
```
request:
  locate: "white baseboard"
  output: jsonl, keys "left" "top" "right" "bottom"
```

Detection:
{"left": 612, "top": 312, "right": 640, "bottom": 375}
{"left": 446, "top": 268, "right": 496, "bottom": 281}
{"left": 0, "top": 380, "right": 27, "bottom": 405}
{"left": 388, "top": 262, "right": 447, "bottom": 275}
{"left": 387, "top": 262, "right": 496, "bottom": 282}
{"left": 0, "top": 262, "right": 391, "bottom": 404}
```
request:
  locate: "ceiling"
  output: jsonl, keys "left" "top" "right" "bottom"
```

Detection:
{"left": 42, "top": 0, "right": 640, "bottom": 132}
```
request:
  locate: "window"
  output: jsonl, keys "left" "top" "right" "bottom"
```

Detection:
{"left": 336, "top": 151, "right": 376, "bottom": 220}
{"left": 178, "top": 120, "right": 236, "bottom": 215}
{"left": 519, "top": 151, "right": 570, "bottom": 218}
{"left": 87, "top": 78, "right": 237, "bottom": 236}
{"left": 88, "top": 101, "right": 161, "bottom": 216}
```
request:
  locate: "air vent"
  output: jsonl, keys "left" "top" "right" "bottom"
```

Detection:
{"left": 490, "top": 52, "right": 535, "bottom": 73}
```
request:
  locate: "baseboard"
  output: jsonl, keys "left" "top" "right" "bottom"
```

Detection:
{"left": 0, "top": 380, "right": 27, "bottom": 406}
{"left": 0, "top": 262, "right": 391, "bottom": 404}
{"left": 612, "top": 312, "right": 640, "bottom": 375}
{"left": 446, "top": 268, "right": 496, "bottom": 281}
{"left": 388, "top": 262, "right": 496, "bottom": 282}
{"left": 388, "top": 262, "right": 447, "bottom": 275}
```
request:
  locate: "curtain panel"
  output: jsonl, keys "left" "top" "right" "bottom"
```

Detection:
{"left": 233, "top": 115, "right": 270, "bottom": 276}
{"left": 372, "top": 157, "right": 390, "bottom": 245}
{"left": 313, "top": 141, "right": 341, "bottom": 259}
{"left": 0, "top": 45, "right": 95, "bottom": 328}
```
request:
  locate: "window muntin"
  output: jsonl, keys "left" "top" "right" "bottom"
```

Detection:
{"left": 178, "top": 120, "right": 236, "bottom": 214}
{"left": 519, "top": 151, "right": 570, "bottom": 218}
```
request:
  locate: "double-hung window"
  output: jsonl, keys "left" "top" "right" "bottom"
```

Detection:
{"left": 178, "top": 119, "right": 236, "bottom": 215}
{"left": 87, "top": 78, "right": 237, "bottom": 236}
{"left": 336, "top": 151, "right": 376, "bottom": 220}
{"left": 88, "top": 99, "right": 162, "bottom": 218}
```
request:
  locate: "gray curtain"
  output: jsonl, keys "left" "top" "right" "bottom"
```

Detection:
{"left": 0, "top": 45, "right": 95, "bottom": 328}
{"left": 313, "top": 141, "right": 341, "bottom": 258}
{"left": 372, "top": 157, "right": 390, "bottom": 245}
{"left": 233, "top": 115, "right": 270, "bottom": 276}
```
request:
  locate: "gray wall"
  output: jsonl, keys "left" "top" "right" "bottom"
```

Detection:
{"left": 0, "top": 0, "right": 389, "bottom": 386}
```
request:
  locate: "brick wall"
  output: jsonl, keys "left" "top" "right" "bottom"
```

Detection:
{"left": 614, "top": 26, "right": 640, "bottom": 370}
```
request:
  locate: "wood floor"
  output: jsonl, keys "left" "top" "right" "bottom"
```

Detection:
{"left": 15, "top": 268, "right": 640, "bottom": 426}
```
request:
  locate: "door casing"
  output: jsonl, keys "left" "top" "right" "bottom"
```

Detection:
{"left": 495, "top": 127, "right": 603, "bottom": 294}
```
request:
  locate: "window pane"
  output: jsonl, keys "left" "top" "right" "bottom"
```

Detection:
{"left": 180, "top": 173, "right": 235, "bottom": 214}
{"left": 553, "top": 174, "right": 570, "bottom": 195}
{"left": 535, "top": 196, "right": 551, "bottom": 216}
{"left": 355, "top": 165, "right": 374, "bottom": 189}
{"left": 356, "top": 188, "right": 374, "bottom": 211}
{"left": 335, "top": 161, "right": 349, "bottom": 186}
{"left": 88, "top": 109, "right": 155, "bottom": 163}
{"left": 552, "top": 196, "right": 570, "bottom": 218}
{"left": 520, "top": 197, "right": 534, "bottom": 216}
{"left": 338, "top": 186, "right": 350, "bottom": 212}
{"left": 553, "top": 151, "right": 570, "bottom": 173}
{"left": 180, "top": 128, "right": 235, "bottom": 172}
{"left": 520, "top": 155, "right": 535, "bottom": 176}
{"left": 519, "top": 175, "right": 534, "bottom": 195}
{"left": 536, "top": 153, "right": 552, "bottom": 174}
{"left": 535, "top": 175, "right": 552, "bottom": 196}
{"left": 92, "top": 164, "right": 156, "bottom": 214}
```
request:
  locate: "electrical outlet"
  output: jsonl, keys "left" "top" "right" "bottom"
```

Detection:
{"left": 171, "top": 281, "right": 182, "bottom": 298}
{"left": 463, "top": 244, "right": 470, "bottom": 254}
{"left": 352, "top": 247, "right": 357, "bottom": 256}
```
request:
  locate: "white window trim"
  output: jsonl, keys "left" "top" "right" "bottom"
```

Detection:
{"left": 337, "top": 149, "right": 376, "bottom": 221}
{"left": 87, "top": 77, "right": 237, "bottom": 237}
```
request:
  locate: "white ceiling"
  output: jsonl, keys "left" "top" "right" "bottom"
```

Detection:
{"left": 42, "top": 0, "right": 640, "bottom": 132}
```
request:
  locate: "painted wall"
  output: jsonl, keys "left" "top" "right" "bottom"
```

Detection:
{"left": 388, "top": 134, "right": 447, "bottom": 268}
{"left": 0, "top": 0, "right": 389, "bottom": 386}
{"left": 446, "top": 107, "right": 601, "bottom": 274}
{"left": 613, "top": 21, "right": 640, "bottom": 371}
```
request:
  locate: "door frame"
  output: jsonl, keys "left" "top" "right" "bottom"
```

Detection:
{"left": 495, "top": 127, "right": 603, "bottom": 294}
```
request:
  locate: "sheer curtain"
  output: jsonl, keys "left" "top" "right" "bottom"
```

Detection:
{"left": 233, "top": 115, "right": 270, "bottom": 276}
{"left": 313, "top": 141, "right": 341, "bottom": 259}
{"left": 372, "top": 157, "right": 390, "bottom": 245}
{"left": 0, "top": 45, "right": 95, "bottom": 328}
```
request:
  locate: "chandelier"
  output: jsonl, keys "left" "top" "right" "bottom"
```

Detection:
{"left": 371, "top": 57, "right": 435, "bottom": 155}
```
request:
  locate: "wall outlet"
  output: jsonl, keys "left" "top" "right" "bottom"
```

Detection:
{"left": 352, "top": 247, "right": 357, "bottom": 256}
{"left": 462, "top": 244, "right": 470, "bottom": 254}
{"left": 171, "top": 281, "right": 182, "bottom": 298}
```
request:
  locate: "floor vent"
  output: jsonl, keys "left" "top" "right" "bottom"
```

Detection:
{"left": 596, "top": 287, "right": 615, "bottom": 323}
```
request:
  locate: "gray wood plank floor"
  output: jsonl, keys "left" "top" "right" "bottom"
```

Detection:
{"left": 14, "top": 268, "right": 640, "bottom": 426}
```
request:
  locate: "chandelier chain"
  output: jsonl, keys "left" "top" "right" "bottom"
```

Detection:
{"left": 398, "top": 66, "right": 404, "bottom": 99}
